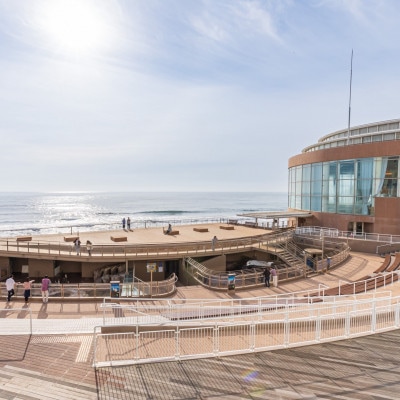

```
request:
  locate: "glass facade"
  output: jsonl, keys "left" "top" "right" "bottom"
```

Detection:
{"left": 289, "top": 156, "right": 400, "bottom": 215}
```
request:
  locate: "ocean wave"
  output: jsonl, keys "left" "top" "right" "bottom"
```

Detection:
{"left": 138, "top": 210, "right": 202, "bottom": 215}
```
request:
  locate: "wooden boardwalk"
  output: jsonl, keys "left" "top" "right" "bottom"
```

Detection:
{"left": 1, "top": 329, "right": 399, "bottom": 399}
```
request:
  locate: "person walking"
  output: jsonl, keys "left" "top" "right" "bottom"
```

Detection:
{"left": 270, "top": 265, "right": 278, "bottom": 288}
{"left": 127, "top": 217, "right": 131, "bottom": 230}
{"left": 6, "top": 275, "right": 16, "bottom": 302}
{"left": 263, "top": 267, "right": 271, "bottom": 287}
{"left": 41, "top": 275, "right": 51, "bottom": 303}
{"left": 23, "top": 277, "right": 35, "bottom": 303}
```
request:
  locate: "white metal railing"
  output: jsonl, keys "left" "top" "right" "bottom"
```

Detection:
{"left": 98, "top": 290, "right": 392, "bottom": 326}
{"left": 296, "top": 226, "right": 400, "bottom": 244}
{"left": 0, "top": 274, "right": 177, "bottom": 299}
{"left": 92, "top": 294, "right": 400, "bottom": 367}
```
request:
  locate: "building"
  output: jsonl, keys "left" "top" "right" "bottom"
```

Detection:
{"left": 288, "top": 118, "right": 400, "bottom": 235}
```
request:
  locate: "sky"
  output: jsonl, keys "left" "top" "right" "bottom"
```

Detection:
{"left": 1, "top": 0, "right": 400, "bottom": 193}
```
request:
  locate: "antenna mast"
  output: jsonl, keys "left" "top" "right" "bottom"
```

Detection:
{"left": 347, "top": 49, "right": 353, "bottom": 144}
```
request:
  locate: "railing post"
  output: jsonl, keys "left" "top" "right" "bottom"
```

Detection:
{"left": 371, "top": 299, "right": 377, "bottom": 333}
{"left": 284, "top": 306, "right": 290, "bottom": 347}
{"left": 315, "top": 312, "right": 321, "bottom": 342}
{"left": 175, "top": 326, "right": 180, "bottom": 360}
{"left": 345, "top": 306, "right": 351, "bottom": 337}
{"left": 213, "top": 324, "right": 219, "bottom": 355}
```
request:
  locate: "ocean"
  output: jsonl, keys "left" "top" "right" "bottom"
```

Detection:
{"left": 0, "top": 192, "right": 288, "bottom": 237}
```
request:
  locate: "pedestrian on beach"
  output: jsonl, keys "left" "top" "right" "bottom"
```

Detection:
{"left": 164, "top": 224, "right": 172, "bottom": 235}
{"left": 6, "top": 275, "right": 16, "bottom": 302}
{"left": 270, "top": 265, "right": 278, "bottom": 288}
{"left": 86, "top": 240, "right": 93, "bottom": 256}
{"left": 122, "top": 217, "right": 126, "bottom": 229}
{"left": 41, "top": 275, "right": 51, "bottom": 303}
{"left": 23, "top": 277, "right": 35, "bottom": 303}
{"left": 211, "top": 235, "right": 218, "bottom": 251}
{"left": 74, "top": 238, "right": 81, "bottom": 255}
{"left": 263, "top": 267, "right": 271, "bottom": 287}
{"left": 127, "top": 217, "right": 131, "bottom": 230}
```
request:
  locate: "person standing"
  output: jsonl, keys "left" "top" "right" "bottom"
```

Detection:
{"left": 23, "top": 278, "right": 35, "bottom": 303}
{"left": 127, "top": 217, "right": 131, "bottom": 230}
{"left": 41, "top": 275, "right": 51, "bottom": 303}
{"left": 263, "top": 267, "right": 271, "bottom": 287}
{"left": 211, "top": 235, "right": 218, "bottom": 251}
{"left": 6, "top": 275, "right": 16, "bottom": 302}
{"left": 74, "top": 238, "right": 81, "bottom": 255}
{"left": 270, "top": 265, "right": 278, "bottom": 288}
{"left": 86, "top": 240, "right": 93, "bottom": 256}
{"left": 122, "top": 217, "right": 126, "bottom": 229}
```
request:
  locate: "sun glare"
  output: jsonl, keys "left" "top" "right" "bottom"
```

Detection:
{"left": 36, "top": 0, "right": 112, "bottom": 57}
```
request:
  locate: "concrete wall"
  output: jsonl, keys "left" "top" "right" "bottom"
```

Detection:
{"left": 0, "top": 256, "right": 9, "bottom": 278}
{"left": 28, "top": 259, "right": 54, "bottom": 278}
{"left": 203, "top": 254, "right": 226, "bottom": 271}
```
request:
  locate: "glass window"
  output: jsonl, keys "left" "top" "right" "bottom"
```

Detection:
{"left": 362, "top": 136, "right": 371, "bottom": 143}
{"left": 383, "top": 133, "right": 395, "bottom": 141}
{"left": 372, "top": 135, "right": 382, "bottom": 142}
{"left": 368, "top": 125, "right": 378, "bottom": 133}
{"left": 311, "top": 196, "right": 321, "bottom": 211}
{"left": 337, "top": 197, "right": 354, "bottom": 214}
{"left": 302, "top": 196, "right": 310, "bottom": 210}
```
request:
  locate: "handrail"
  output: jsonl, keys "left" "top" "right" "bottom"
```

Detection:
{"left": 92, "top": 295, "right": 400, "bottom": 367}
{"left": 0, "top": 229, "right": 295, "bottom": 259}
{"left": 0, "top": 273, "right": 178, "bottom": 299}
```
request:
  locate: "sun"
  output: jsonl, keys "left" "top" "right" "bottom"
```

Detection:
{"left": 35, "top": 0, "right": 111, "bottom": 57}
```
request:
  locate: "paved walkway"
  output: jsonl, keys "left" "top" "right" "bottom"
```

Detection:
{"left": 1, "top": 251, "right": 400, "bottom": 399}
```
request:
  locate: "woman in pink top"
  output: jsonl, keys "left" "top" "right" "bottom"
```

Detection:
{"left": 23, "top": 277, "right": 35, "bottom": 303}
{"left": 41, "top": 275, "right": 51, "bottom": 303}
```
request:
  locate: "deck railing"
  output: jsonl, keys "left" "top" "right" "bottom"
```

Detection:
{"left": 0, "top": 273, "right": 178, "bottom": 299}
{"left": 92, "top": 292, "right": 400, "bottom": 367}
{"left": 0, "top": 229, "right": 293, "bottom": 259}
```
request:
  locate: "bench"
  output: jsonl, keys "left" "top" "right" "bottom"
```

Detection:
{"left": 219, "top": 225, "right": 234, "bottom": 230}
{"left": 16, "top": 236, "right": 32, "bottom": 242}
{"left": 163, "top": 228, "right": 180, "bottom": 235}
{"left": 244, "top": 221, "right": 257, "bottom": 228}
{"left": 193, "top": 227, "right": 209, "bottom": 233}
{"left": 64, "top": 236, "right": 79, "bottom": 242}
{"left": 111, "top": 236, "right": 127, "bottom": 242}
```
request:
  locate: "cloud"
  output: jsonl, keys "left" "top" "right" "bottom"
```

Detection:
{"left": 0, "top": 0, "right": 399, "bottom": 192}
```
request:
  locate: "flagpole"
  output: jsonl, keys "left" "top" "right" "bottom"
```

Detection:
{"left": 347, "top": 49, "right": 353, "bottom": 145}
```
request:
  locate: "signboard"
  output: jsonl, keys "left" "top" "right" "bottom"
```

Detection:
{"left": 227, "top": 273, "right": 236, "bottom": 291}
{"left": 110, "top": 281, "right": 120, "bottom": 298}
{"left": 147, "top": 263, "right": 157, "bottom": 273}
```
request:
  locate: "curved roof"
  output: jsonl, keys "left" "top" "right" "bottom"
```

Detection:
{"left": 238, "top": 211, "right": 312, "bottom": 219}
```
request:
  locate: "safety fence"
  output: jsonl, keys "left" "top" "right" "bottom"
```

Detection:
{"left": 0, "top": 273, "right": 177, "bottom": 300}
{"left": 183, "top": 240, "right": 350, "bottom": 290}
{"left": 92, "top": 293, "right": 400, "bottom": 367}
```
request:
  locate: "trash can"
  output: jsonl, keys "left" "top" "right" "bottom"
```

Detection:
{"left": 110, "top": 281, "right": 120, "bottom": 298}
